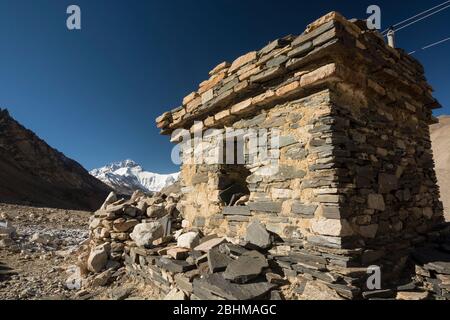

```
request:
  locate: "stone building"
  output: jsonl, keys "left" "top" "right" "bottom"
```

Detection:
{"left": 156, "top": 12, "right": 445, "bottom": 295}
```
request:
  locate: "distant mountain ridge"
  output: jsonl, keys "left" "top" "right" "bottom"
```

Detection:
{"left": 430, "top": 115, "right": 450, "bottom": 221}
{"left": 0, "top": 108, "right": 111, "bottom": 210}
{"left": 90, "top": 160, "right": 179, "bottom": 196}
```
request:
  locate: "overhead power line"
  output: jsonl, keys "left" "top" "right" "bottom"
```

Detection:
{"left": 382, "top": 1, "right": 450, "bottom": 35}
{"left": 409, "top": 36, "right": 450, "bottom": 55}
{"left": 382, "top": 0, "right": 450, "bottom": 33}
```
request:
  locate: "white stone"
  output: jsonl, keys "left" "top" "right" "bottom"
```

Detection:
{"left": 65, "top": 265, "right": 83, "bottom": 290}
{"left": 177, "top": 232, "right": 200, "bottom": 249}
{"left": 164, "top": 288, "right": 186, "bottom": 300}
{"left": 174, "top": 229, "right": 183, "bottom": 240}
{"left": 101, "top": 192, "right": 117, "bottom": 210}
{"left": 396, "top": 291, "right": 429, "bottom": 300}
{"left": 0, "top": 221, "right": 15, "bottom": 237}
{"left": 87, "top": 243, "right": 109, "bottom": 273}
{"left": 31, "top": 232, "right": 54, "bottom": 245}
{"left": 311, "top": 218, "right": 354, "bottom": 237}
{"left": 181, "top": 219, "right": 190, "bottom": 229}
{"left": 129, "top": 222, "right": 164, "bottom": 248}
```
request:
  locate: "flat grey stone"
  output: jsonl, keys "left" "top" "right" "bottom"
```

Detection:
{"left": 291, "top": 202, "right": 317, "bottom": 216}
{"left": 245, "top": 221, "right": 272, "bottom": 249}
{"left": 249, "top": 201, "right": 282, "bottom": 213}
{"left": 156, "top": 257, "right": 196, "bottom": 273}
{"left": 224, "top": 251, "right": 269, "bottom": 284}
{"left": 208, "top": 248, "right": 233, "bottom": 273}
{"left": 279, "top": 135, "right": 297, "bottom": 148}
{"left": 287, "top": 41, "right": 313, "bottom": 58}
{"left": 266, "top": 55, "right": 288, "bottom": 68}
{"left": 192, "top": 273, "right": 276, "bottom": 300}
{"left": 222, "top": 206, "right": 251, "bottom": 216}
{"left": 219, "top": 243, "right": 249, "bottom": 256}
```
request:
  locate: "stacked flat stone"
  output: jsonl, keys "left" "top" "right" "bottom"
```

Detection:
{"left": 124, "top": 221, "right": 282, "bottom": 300}
{"left": 154, "top": 11, "right": 447, "bottom": 299}
{"left": 412, "top": 232, "right": 450, "bottom": 300}
{"left": 85, "top": 190, "right": 182, "bottom": 273}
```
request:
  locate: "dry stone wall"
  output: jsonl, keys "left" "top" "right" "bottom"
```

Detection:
{"left": 125, "top": 11, "right": 449, "bottom": 300}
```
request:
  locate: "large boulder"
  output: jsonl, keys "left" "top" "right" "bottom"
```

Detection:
{"left": 129, "top": 222, "right": 164, "bottom": 247}
{"left": 87, "top": 243, "right": 110, "bottom": 273}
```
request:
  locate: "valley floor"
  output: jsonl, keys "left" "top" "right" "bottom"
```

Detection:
{"left": 0, "top": 203, "right": 157, "bottom": 300}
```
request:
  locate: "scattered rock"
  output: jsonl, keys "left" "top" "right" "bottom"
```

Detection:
{"left": 193, "top": 273, "right": 276, "bottom": 300}
{"left": 30, "top": 232, "right": 54, "bottom": 245}
{"left": 194, "top": 237, "right": 227, "bottom": 252}
{"left": 0, "top": 221, "right": 16, "bottom": 237}
{"left": 207, "top": 247, "right": 232, "bottom": 273}
{"left": 396, "top": 291, "right": 429, "bottom": 300}
{"left": 167, "top": 247, "right": 190, "bottom": 260}
{"left": 87, "top": 244, "right": 109, "bottom": 273}
{"left": 92, "top": 269, "right": 114, "bottom": 287}
{"left": 177, "top": 232, "right": 200, "bottom": 249}
{"left": 129, "top": 222, "right": 164, "bottom": 248}
{"left": 245, "top": 221, "right": 272, "bottom": 249}
{"left": 164, "top": 288, "right": 186, "bottom": 300}
{"left": 224, "top": 251, "right": 268, "bottom": 284}
{"left": 101, "top": 192, "right": 118, "bottom": 210}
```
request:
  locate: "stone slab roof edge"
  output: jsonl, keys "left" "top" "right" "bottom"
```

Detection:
{"left": 155, "top": 11, "right": 437, "bottom": 135}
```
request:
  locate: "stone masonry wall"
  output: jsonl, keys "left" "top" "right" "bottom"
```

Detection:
{"left": 153, "top": 12, "right": 446, "bottom": 298}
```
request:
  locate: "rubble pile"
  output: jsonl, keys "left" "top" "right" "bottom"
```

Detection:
{"left": 412, "top": 234, "right": 450, "bottom": 300}
{"left": 124, "top": 220, "right": 288, "bottom": 300}
{"left": 72, "top": 190, "right": 182, "bottom": 291}
{"left": 74, "top": 190, "right": 450, "bottom": 300}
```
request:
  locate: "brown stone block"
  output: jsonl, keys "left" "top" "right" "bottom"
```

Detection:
{"left": 229, "top": 51, "right": 257, "bottom": 73}
{"left": 199, "top": 72, "right": 226, "bottom": 94}
{"left": 231, "top": 98, "right": 253, "bottom": 115}
{"left": 183, "top": 92, "right": 199, "bottom": 106}
{"left": 209, "top": 61, "right": 230, "bottom": 76}
{"left": 251, "top": 90, "right": 276, "bottom": 106}
{"left": 276, "top": 81, "right": 301, "bottom": 97}
{"left": 238, "top": 66, "right": 262, "bottom": 81}
{"left": 299, "top": 63, "right": 338, "bottom": 87}
{"left": 186, "top": 96, "right": 202, "bottom": 113}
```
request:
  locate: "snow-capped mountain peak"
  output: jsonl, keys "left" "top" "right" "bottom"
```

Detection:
{"left": 90, "top": 160, "right": 179, "bottom": 195}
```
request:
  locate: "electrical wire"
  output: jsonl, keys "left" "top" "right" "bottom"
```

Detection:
{"left": 382, "top": 1, "right": 450, "bottom": 35}
{"left": 409, "top": 36, "right": 450, "bottom": 55}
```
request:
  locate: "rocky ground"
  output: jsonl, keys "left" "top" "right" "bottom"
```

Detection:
{"left": 0, "top": 203, "right": 158, "bottom": 300}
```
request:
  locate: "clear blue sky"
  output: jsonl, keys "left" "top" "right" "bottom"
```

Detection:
{"left": 1, "top": 0, "right": 449, "bottom": 173}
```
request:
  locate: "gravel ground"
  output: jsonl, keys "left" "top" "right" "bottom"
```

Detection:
{"left": 0, "top": 203, "right": 157, "bottom": 300}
